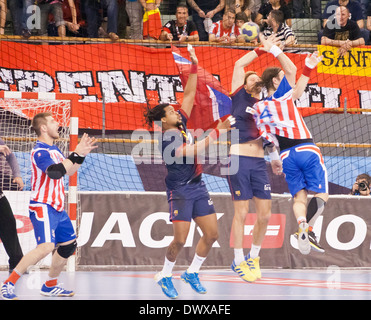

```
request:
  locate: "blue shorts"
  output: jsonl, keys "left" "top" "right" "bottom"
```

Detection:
{"left": 29, "top": 201, "right": 76, "bottom": 245}
{"left": 227, "top": 155, "right": 271, "bottom": 201}
{"left": 169, "top": 196, "right": 215, "bottom": 222}
{"left": 280, "top": 143, "right": 328, "bottom": 197}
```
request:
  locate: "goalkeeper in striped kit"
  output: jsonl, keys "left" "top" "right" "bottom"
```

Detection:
{"left": 1, "top": 112, "right": 97, "bottom": 300}
{"left": 253, "top": 34, "right": 328, "bottom": 255}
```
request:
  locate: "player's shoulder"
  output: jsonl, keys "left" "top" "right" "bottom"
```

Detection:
{"left": 273, "top": 76, "right": 293, "bottom": 100}
{"left": 32, "top": 142, "right": 61, "bottom": 156}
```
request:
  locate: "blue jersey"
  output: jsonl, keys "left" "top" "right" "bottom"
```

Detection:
{"left": 230, "top": 86, "right": 260, "bottom": 144}
{"left": 159, "top": 109, "right": 207, "bottom": 200}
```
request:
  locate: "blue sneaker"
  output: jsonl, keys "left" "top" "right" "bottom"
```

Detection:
{"left": 1, "top": 282, "right": 18, "bottom": 300}
{"left": 181, "top": 271, "right": 207, "bottom": 294}
{"left": 40, "top": 283, "right": 74, "bottom": 297}
{"left": 155, "top": 272, "right": 178, "bottom": 299}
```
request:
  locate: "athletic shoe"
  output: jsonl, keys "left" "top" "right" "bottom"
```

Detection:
{"left": 1, "top": 282, "right": 18, "bottom": 300}
{"left": 40, "top": 283, "right": 75, "bottom": 297}
{"left": 308, "top": 231, "right": 325, "bottom": 253}
{"left": 154, "top": 272, "right": 178, "bottom": 299}
{"left": 297, "top": 222, "right": 311, "bottom": 255}
{"left": 181, "top": 271, "right": 207, "bottom": 294}
{"left": 231, "top": 260, "right": 257, "bottom": 282}
{"left": 246, "top": 255, "right": 261, "bottom": 279}
{"left": 294, "top": 231, "right": 325, "bottom": 253}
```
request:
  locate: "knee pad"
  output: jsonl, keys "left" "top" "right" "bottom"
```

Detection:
{"left": 57, "top": 240, "right": 77, "bottom": 259}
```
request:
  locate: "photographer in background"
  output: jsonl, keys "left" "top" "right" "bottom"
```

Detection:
{"left": 351, "top": 173, "right": 371, "bottom": 196}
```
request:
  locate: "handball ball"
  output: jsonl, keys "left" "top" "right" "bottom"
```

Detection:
{"left": 241, "top": 22, "right": 259, "bottom": 42}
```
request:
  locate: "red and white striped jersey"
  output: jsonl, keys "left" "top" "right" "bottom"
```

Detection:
{"left": 253, "top": 76, "right": 312, "bottom": 145}
{"left": 210, "top": 20, "right": 240, "bottom": 38}
{"left": 30, "top": 141, "right": 65, "bottom": 212}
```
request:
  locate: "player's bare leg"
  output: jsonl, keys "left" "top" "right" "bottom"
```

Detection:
{"left": 181, "top": 213, "right": 218, "bottom": 294}
{"left": 231, "top": 200, "right": 257, "bottom": 282}
{"left": 248, "top": 197, "right": 271, "bottom": 279}
{"left": 166, "top": 221, "right": 191, "bottom": 262}
{"left": 194, "top": 213, "right": 218, "bottom": 258}
{"left": 1, "top": 242, "right": 54, "bottom": 300}
{"left": 49, "top": 239, "right": 76, "bottom": 278}
{"left": 155, "top": 221, "right": 191, "bottom": 299}
{"left": 293, "top": 189, "right": 310, "bottom": 255}
{"left": 232, "top": 200, "right": 249, "bottom": 257}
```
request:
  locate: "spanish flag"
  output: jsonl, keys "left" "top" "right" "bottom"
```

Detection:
{"left": 143, "top": 1, "right": 162, "bottom": 40}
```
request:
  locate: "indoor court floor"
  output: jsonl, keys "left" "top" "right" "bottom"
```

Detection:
{"left": 1, "top": 268, "right": 371, "bottom": 300}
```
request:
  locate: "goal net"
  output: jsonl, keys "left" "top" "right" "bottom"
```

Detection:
{"left": 0, "top": 92, "right": 78, "bottom": 270}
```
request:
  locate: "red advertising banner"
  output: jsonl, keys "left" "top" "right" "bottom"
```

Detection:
{"left": 0, "top": 42, "right": 369, "bottom": 130}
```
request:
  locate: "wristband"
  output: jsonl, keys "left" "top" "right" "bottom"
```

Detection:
{"left": 254, "top": 47, "right": 266, "bottom": 57}
{"left": 209, "top": 129, "right": 220, "bottom": 140}
{"left": 190, "top": 64, "right": 198, "bottom": 74}
{"left": 268, "top": 150, "right": 280, "bottom": 161}
{"left": 302, "top": 65, "right": 312, "bottom": 78}
{"left": 68, "top": 152, "right": 85, "bottom": 164}
{"left": 269, "top": 45, "right": 282, "bottom": 58}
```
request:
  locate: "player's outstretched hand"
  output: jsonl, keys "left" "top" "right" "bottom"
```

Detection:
{"left": 0, "top": 145, "right": 11, "bottom": 156}
{"left": 188, "top": 44, "right": 198, "bottom": 65}
{"left": 75, "top": 133, "right": 98, "bottom": 157}
{"left": 258, "top": 34, "right": 281, "bottom": 52}
{"left": 305, "top": 51, "right": 323, "bottom": 68}
{"left": 216, "top": 116, "right": 235, "bottom": 132}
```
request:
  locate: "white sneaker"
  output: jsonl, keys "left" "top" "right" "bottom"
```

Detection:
{"left": 297, "top": 222, "right": 311, "bottom": 255}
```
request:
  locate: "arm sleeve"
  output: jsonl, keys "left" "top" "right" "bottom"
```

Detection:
{"left": 33, "top": 149, "right": 56, "bottom": 173}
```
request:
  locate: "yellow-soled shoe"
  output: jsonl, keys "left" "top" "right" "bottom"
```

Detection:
{"left": 246, "top": 255, "right": 261, "bottom": 280}
{"left": 231, "top": 260, "right": 257, "bottom": 283}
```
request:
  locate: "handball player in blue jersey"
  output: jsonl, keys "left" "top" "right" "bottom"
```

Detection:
{"left": 228, "top": 39, "right": 282, "bottom": 282}
{"left": 144, "top": 47, "right": 232, "bottom": 299}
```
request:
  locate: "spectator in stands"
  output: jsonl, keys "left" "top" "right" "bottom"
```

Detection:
{"left": 126, "top": 0, "right": 143, "bottom": 39}
{"left": 56, "top": 0, "right": 86, "bottom": 37}
{"left": 187, "top": 0, "right": 225, "bottom": 41}
{"left": 142, "top": 0, "right": 162, "bottom": 39}
{"left": 322, "top": 0, "right": 369, "bottom": 44}
{"left": 351, "top": 173, "right": 371, "bottom": 196}
{"left": 83, "top": 0, "right": 119, "bottom": 40}
{"left": 263, "top": 9, "right": 297, "bottom": 47}
{"left": 367, "top": 3, "right": 371, "bottom": 42}
{"left": 293, "top": 0, "right": 321, "bottom": 19}
{"left": 0, "top": 0, "right": 5, "bottom": 34}
{"left": 321, "top": 5, "right": 365, "bottom": 55}
{"left": 38, "top": 0, "right": 78, "bottom": 37}
{"left": 209, "top": 8, "right": 245, "bottom": 43}
{"left": 255, "top": 0, "right": 292, "bottom": 27}
{"left": 160, "top": 5, "right": 199, "bottom": 42}
{"left": 235, "top": 11, "right": 250, "bottom": 28}
{"left": 225, "top": 0, "right": 260, "bottom": 22}
{"left": 0, "top": 140, "right": 24, "bottom": 273}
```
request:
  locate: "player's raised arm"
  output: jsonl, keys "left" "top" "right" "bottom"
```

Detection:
{"left": 47, "top": 133, "right": 98, "bottom": 179}
{"left": 292, "top": 51, "right": 323, "bottom": 101}
{"left": 259, "top": 34, "right": 297, "bottom": 88}
{"left": 64, "top": 133, "right": 98, "bottom": 176}
{"left": 231, "top": 47, "right": 264, "bottom": 93}
{"left": 180, "top": 45, "right": 198, "bottom": 118}
{"left": 175, "top": 116, "right": 234, "bottom": 158}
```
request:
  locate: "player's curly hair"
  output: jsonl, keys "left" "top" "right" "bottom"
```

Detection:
{"left": 256, "top": 67, "right": 282, "bottom": 92}
{"left": 143, "top": 103, "right": 169, "bottom": 128}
